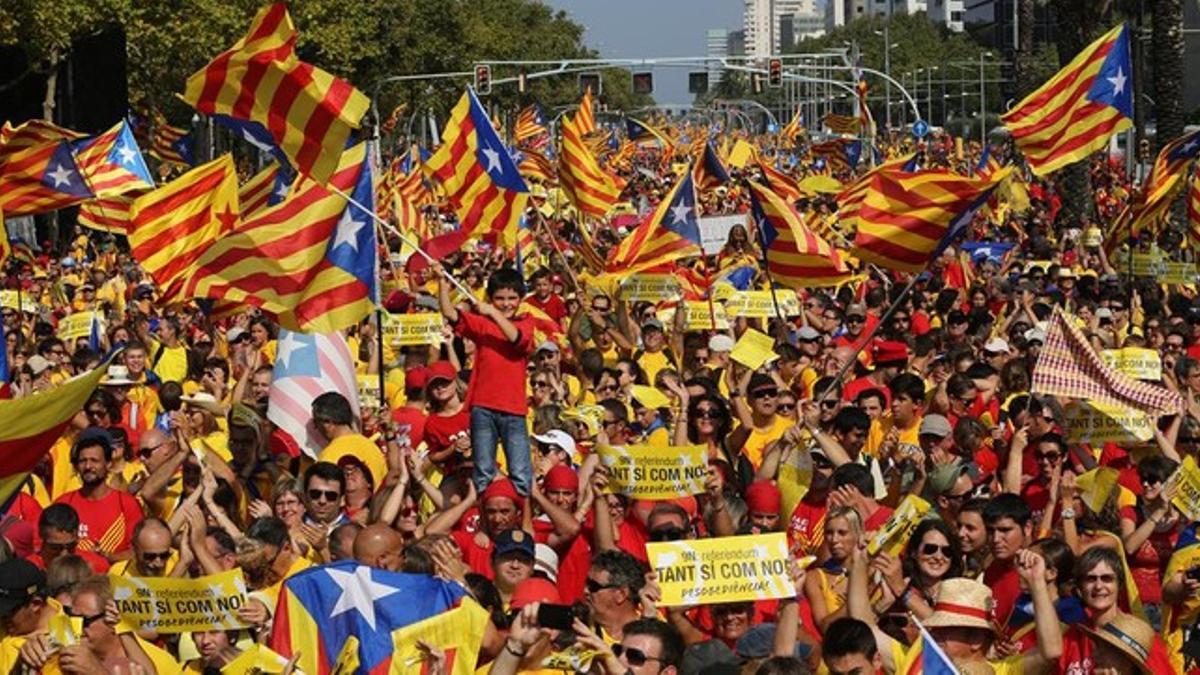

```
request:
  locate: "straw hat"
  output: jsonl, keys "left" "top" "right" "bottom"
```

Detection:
{"left": 1081, "top": 613, "right": 1154, "bottom": 674}
{"left": 181, "top": 392, "right": 225, "bottom": 416}
{"left": 922, "top": 578, "right": 995, "bottom": 632}
{"left": 100, "top": 364, "right": 135, "bottom": 386}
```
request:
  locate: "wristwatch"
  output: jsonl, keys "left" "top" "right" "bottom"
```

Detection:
{"left": 1061, "top": 507, "right": 1076, "bottom": 519}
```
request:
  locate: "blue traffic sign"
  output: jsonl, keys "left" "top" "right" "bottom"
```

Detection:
{"left": 912, "top": 119, "right": 929, "bottom": 139}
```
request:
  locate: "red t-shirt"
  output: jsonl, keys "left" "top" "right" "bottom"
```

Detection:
{"left": 391, "top": 406, "right": 428, "bottom": 450}
{"left": 864, "top": 505, "right": 894, "bottom": 532}
{"left": 454, "top": 310, "right": 536, "bottom": 416}
{"left": 451, "top": 529, "right": 495, "bottom": 579}
{"left": 1119, "top": 505, "right": 1177, "bottom": 604}
{"left": 423, "top": 410, "right": 470, "bottom": 464}
{"left": 26, "top": 550, "right": 110, "bottom": 574}
{"left": 54, "top": 488, "right": 144, "bottom": 555}
{"left": 524, "top": 293, "right": 568, "bottom": 323}
{"left": 788, "top": 498, "right": 828, "bottom": 557}
{"left": 983, "top": 559, "right": 1022, "bottom": 629}
{"left": 534, "top": 518, "right": 591, "bottom": 604}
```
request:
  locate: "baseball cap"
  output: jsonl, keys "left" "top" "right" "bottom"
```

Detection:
{"left": 873, "top": 340, "right": 909, "bottom": 365}
{"left": 846, "top": 303, "right": 867, "bottom": 318}
{"left": 708, "top": 334, "right": 735, "bottom": 352}
{"left": 533, "top": 544, "right": 560, "bottom": 583}
{"left": 0, "top": 560, "right": 45, "bottom": 618}
{"left": 796, "top": 326, "right": 821, "bottom": 341}
{"left": 747, "top": 373, "right": 776, "bottom": 394}
{"left": 1024, "top": 327, "right": 1047, "bottom": 344}
{"left": 426, "top": 361, "right": 457, "bottom": 386}
{"left": 535, "top": 340, "right": 560, "bottom": 353}
{"left": 492, "top": 529, "right": 535, "bottom": 561}
{"left": 510, "top": 576, "right": 560, "bottom": 608}
{"left": 919, "top": 414, "right": 953, "bottom": 439}
{"left": 642, "top": 318, "right": 665, "bottom": 332}
{"left": 928, "top": 459, "right": 981, "bottom": 496}
{"left": 532, "top": 429, "right": 577, "bottom": 456}
{"left": 26, "top": 355, "right": 51, "bottom": 377}
{"left": 404, "top": 366, "right": 430, "bottom": 392}
{"left": 983, "top": 337, "right": 1011, "bottom": 354}
{"left": 226, "top": 327, "right": 248, "bottom": 343}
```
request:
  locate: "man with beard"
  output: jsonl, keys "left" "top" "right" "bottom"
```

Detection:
{"left": 53, "top": 429, "right": 144, "bottom": 562}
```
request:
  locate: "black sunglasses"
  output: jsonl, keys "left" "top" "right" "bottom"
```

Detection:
{"left": 751, "top": 388, "right": 779, "bottom": 400}
{"left": 138, "top": 442, "right": 166, "bottom": 459}
{"left": 612, "top": 644, "right": 664, "bottom": 667}
{"left": 308, "top": 489, "right": 340, "bottom": 502}
{"left": 68, "top": 611, "right": 106, "bottom": 628}
{"left": 140, "top": 551, "right": 171, "bottom": 563}
{"left": 649, "top": 527, "right": 686, "bottom": 542}
{"left": 920, "top": 543, "right": 953, "bottom": 557}
{"left": 586, "top": 578, "right": 622, "bottom": 594}
{"left": 694, "top": 408, "right": 721, "bottom": 419}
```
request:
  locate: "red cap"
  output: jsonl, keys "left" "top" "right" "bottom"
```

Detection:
{"left": 426, "top": 361, "right": 457, "bottom": 387}
{"left": 384, "top": 290, "right": 411, "bottom": 312}
{"left": 873, "top": 340, "right": 909, "bottom": 365}
{"left": 745, "top": 481, "right": 782, "bottom": 515}
{"left": 510, "top": 577, "right": 561, "bottom": 609}
{"left": 405, "top": 366, "right": 429, "bottom": 392}
{"left": 543, "top": 465, "right": 579, "bottom": 492}
{"left": 482, "top": 477, "right": 523, "bottom": 508}
{"left": 4, "top": 522, "right": 33, "bottom": 559}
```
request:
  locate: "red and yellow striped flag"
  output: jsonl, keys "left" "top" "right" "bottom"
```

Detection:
{"left": 748, "top": 181, "right": 851, "bottom": 288}
{"left": 0, "top": 208, "right": 8, "bottom": 266}
{"left": 780, "top": 107, "right": 806, "bottom": 145}
{"left": 182, "top": 3, "right": 369, "bottom": 184}
{"left": 757, "top": 160, "right": 803, "bottom": 204}
{"left": 78, "top": 196, "right": 137, "bottom": 234}
{"left": 559, "top": 112, "right": 623, "bottom": 220}
{"left": 607, "top": 169, "right": 702, "bottom": 276}
{"left": 1002, "top": 23, "right": 1133, "bottom": 176}
{"left": 129, "top": 155, "right": 240, "bottom": 303}
{"left": 239, "top": 163, "right": 283, "bottom": 218}
{"left": 1188, "top": 169, "right": 1200, "bottom": 249}
{"left": 576, "top": 88, "right": 597, "bottom": 135}
{"left": 836, "top": 153, "right": 916, "bottom": 231}
{"left": 823, "top": 113, "right": 861, "bottom": 136}
{"left": 853, "top": 166, "right": 1012, "bottom": 273}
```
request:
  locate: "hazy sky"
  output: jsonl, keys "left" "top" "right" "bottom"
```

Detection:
{"left": 541, "top": 0, "right": 745, "bottom": 104}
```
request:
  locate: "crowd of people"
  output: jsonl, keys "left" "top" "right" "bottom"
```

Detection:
{"left": 1, "top": 125, "right": 1198, "bottom": 675}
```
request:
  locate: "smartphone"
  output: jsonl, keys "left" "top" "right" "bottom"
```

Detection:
{"left": 537, "top": 603, "right": 576, "bottom": 631}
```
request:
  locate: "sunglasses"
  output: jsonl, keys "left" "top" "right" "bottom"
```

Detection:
{"left": 847, "top": 316, "right": 865, "bottom": 324}
{"left": 308, "top": 489, "right": 340, "bottom": 502}
{"left": 751, "top": 388, "right": 779, "bottom": 400}
{"left": 536, "top": 444, "right": 560, "bottom": 455}
{"left": 612, "top": 644, "right": 664, "bottom": 667}
{"left": 585, "top": 578, "right": 622, "bottom": 594}
{"left": 68, "top": 611, "right": 106, "bottom": 628}
{"left": 597, "top": 384, "right": 619, "bottom": 393}
{"left": 140, "top": 551, "right": 172, "bottom": 563}
{"left": 138, "top": 442, "right": 166, "bottom": 459}
{"left": 920, "top": 543, "right": 953, "bottom": 557}
{"left": 813, "top": 456, "right": 834, "bottom": 470}
{"left": 777, "top": 403, "right": 797, "bottom": 412}
{"left": 694, "top": 408, "right": 721, "bottom": 419}
{"left": 649, "top": 527, "right": 687, "bottom": 542}
{"left": 1083, "top": 573, "right": 1117, "bottom": 585}
{"left": 531, "top": 381, "right": 550, "bottom": 389}
{"left": 820, "top": 399, "right": 839, "bottom": 409}
{"left": 1034, "top": 452, "right": 1061, "bottom": 462}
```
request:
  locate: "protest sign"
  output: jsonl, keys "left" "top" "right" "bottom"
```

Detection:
{"left": 597, "top": 443, "right": 708, "bottom": 500}
{"left": 658, "top": 302, "right": 729, "bottom": 331}
{"left": 1062, "top": 401, "right": 1154, "bottom": 445}
{"left": 647, "top": 532, "right": 794, "bottom": 606}
{"left": 778, "top": 447, "right": 814, "bottom": 529}
{"left": 57, "top": 312, "right": 96, "bottom": 343}
{"left": 619, "top": 274, "right": 681, "bottom": 302}
{"left": 867, "top": 495, "right": 931, "bottom": 557}
{"left": 221, "top": 644, "right": 293, "bottom": 674}
{"left": 357, "top": 375, "right": 381, "bottom": 410}
{"left": 1075, "top": 467, "right": 1120, "bottom": 513}
{"left": 381, "top": 313, "right": 445, "bottom": 346}
{"left": 1166, "top": 456, "right": 1200, "bottom": 523}
{"left": 724, "top": 290, "right": 801, "bottom": 318}
{"left": 1101, "top": 348, "right": 1162, "bottom": 381}
{"left": 0, "top": 290, "right": 36, "bottom": 314}
{"left": 111, "top": 569, "right": 249, "bottom": 633}
{"left": 730, "top": 329, "right": 777, "bottom": 371}
{"left": 392, "top": 599, "right": 488, "bottom": 675}
{"left": 698, "top": 214, "right": 746, "bottom": 254}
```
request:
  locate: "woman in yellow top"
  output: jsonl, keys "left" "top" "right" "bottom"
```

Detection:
{"left": 178, "top": 392, "right": 231, "bottom": 462}
{"left": 716, "top": 224, "right": 760, "bottom": 271}
{"left": 249, "top": 317, "right": 277, "bottom": 365}
{"left": 804, "top": 505, "right": 863, "bottom": 632}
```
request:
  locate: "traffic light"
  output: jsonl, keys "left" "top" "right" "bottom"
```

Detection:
{"left": 474, "top": 64, "right": 492, "bottom": 96}
{"left": 752, "top": 73, "right": 764, "bottom": 95}
{"left": 632, "top": 72, "right": 653, "bottom": 95}
{"left": 688, "top": 71, "right": 709, "bottom": 94}
{"left": 768, "top": 58, "right": 783, "bottom": 88}
{"left": 579, "top": 72, "right": 602, "bottom": 96}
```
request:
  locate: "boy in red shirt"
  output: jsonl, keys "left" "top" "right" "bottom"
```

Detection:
{"left": 435, "top": 264, "right": 537, "bottom": 495}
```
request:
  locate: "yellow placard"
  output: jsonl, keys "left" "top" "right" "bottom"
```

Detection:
{"left": 0, "top": 290, "right": 36, "bottom": 314}
{"left": 647, "top": 533, "right": 794, "bottom": 606}
{"left": 47, "top": 613, "right": 81, "bottom": 649}
{"left": 357, "top": 374, "right": 381, "bottom": 410}
{"left": 221, "top": 644, "right": 292, "bottom": 674}
{"left": 1166, "top": 456, "right": 1200, "bottom": 523}
{"left": 1062, "top": 401, "right": 1154, "bottom": 445}
{"left": 1083, "top": 227, "right": 1103, "bottom": 248}
{"left": 723, "top": 290, "right": 801, "bottom": 318}
{"left": 779, "top": 447, "right": 814, "bottom": 527}
{"left": 1101, "top": 348, "right": 1162, "bottom": 381}
{"left": 392, "top": 599, "right": 488, "bottom": 675}
{"left": 796, "top": 175, "right": 844, "bottom": 195}
{"left": 657, "top": 302, "right": 729, "bottom": 331}
{"left": 597, "top": 443, "right": 708, "bottom": 500}
{"left": 1159, "top": 261, "right": 1199, "bottom": 284}
{"left": 727, "top": 139, "right": 757, "bottom": 168}
{"left": 730, "top": 329, "right": 777, "bottom": 371}
{"left": 110, "top": 569, "right": 250, "bottom": 633}
{"left": 542, "top": 647, "right": 600, "bottom": 673}
{"left": 866, "top": 495, "right": 931, "bottom": 557}
{"left": 57, "top": 312, "right": 96, "bottom": 343}
{"left": 381, "top": 313, "right": 445, "bottom": 346}
{"left": 630, "top": 384, "right": 672, "bottom": 410}
{"left": 1075, "top": 467, "right": 1120, "bottom": 513}
{"left": 619, "top": 274, "right": 681, "bottom": 302}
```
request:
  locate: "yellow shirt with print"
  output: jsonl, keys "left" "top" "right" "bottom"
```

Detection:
{"left": 739, "top": 415, "right": 792, "bottom": 470}
{"left": 864, "top": 414, "right": 922, "bottom": 460}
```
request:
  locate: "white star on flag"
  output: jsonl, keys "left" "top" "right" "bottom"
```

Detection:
{"left": 669, "top": 201, "right": 693, "bottom": 225}
{"left": 333, "top": 208, "right": 366, "bottom": 252}
{"left": 325, "top": 566, "right": 402, "bottom": 631}
{"left": 117, "top": 144, "right": 138, "bottom": 166}
{"left": 481, "top": 145, "right": 503, "bottom": 174}
{"left": 1182, "top": 138, "right": 1200, "bottom": 155}
{"left": 1107, "top": 67, "right": 1126, "bottom": 96}
{"left": 275, "top": 331, "right": 306, "bottom": 371}
{"left": 47, "top": 164, "right": 74, "bottom": 187}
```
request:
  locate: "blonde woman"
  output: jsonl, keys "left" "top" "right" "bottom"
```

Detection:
{"left": 804, "top": 505, "right": 863, "bottom": 631}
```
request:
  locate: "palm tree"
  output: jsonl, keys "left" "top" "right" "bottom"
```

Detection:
{"left": 1151, "top": 0, "right": 1185, "bottom": 153}
{"left": 1014, "top": 0, "right": 1038, "bottom": 99}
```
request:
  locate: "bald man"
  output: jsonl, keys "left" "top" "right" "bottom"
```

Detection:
{"left": 353, "top": 524, "right": 403, "bottom": 571}
{"left": 112, "top": 518, "right": 175, "bottom": 577}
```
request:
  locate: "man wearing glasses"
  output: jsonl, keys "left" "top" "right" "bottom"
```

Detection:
{"left": 109, "top": 518, "right": 175, "bottom": 578}
{"left": 27, "top": 504, "right": 109, "bottom": 574}
{"left": 728, "top": 373, "right": 789, "bottom": 471}
{"left": 53, "top": 429, "right": 144, "bottom": 563}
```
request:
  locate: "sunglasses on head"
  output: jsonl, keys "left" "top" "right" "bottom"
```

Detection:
{"left": 308, "top": 489, "right": 340, "bottom": 502}
{"left": 920, "top": 543, "right": 953, "bottom": 557}
{"left": 612, "top": 644, "right": 664, "bottom": 667}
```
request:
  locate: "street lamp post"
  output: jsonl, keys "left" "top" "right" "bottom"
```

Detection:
{"left": 979, "top": 52, "right": 991, "bottom": 145}
{"left": 874, "top": 25, "right": 899, "bottom": 130}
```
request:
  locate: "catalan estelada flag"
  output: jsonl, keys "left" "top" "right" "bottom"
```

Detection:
{"left": 852, "top": 166, "right": 1011, "bottom": 273}
{"left": 836, "top": 153, "right": 917, "bottom": 234}
{"left": 0, "top": 358, "right": 111, "bottom": 506}
{"left": 756, "top": 160, "right": 803, "bottom": 204}
{"left": 899, "top": 621, "right": 958, "bottom": 675}
{"left": 77, "top": 196, "right": 136, "bottom": 234}
{"left": 748, "top": 181, "right": 850, "bottom": 289}
{"left": 823, "top": 112, "right": 861, "bottom": 136}
{"left": 269, "top": 561, "right": 473, "bottom": 674}
{"left": 427, "top": 88, "right": 529, "bottom": 248}
{"left": 0, "top": 209, "right": 8, "bottom": 266}
{"left": 149, "top": 110, "right": 194, "bottom": 166}
{"left": 129, "top": 154, "right": 240, "bottom": 303}
{"left": 516, "top": 147, "right": 556, "bottom": 185}
{"left": 693, "top": 141, "right": 730, "bottom": 192}
{"left": 780, "top": 107, "right": 805, "bottom": 145}
{"left": 184, "top": 143, "right": 377, "bottom": 333}
{"left": 0, "top": 119, "right": 93, "bottom": 216}
{"left": 812, "top": 138, "right": 862, "bottom": 174}
{"left": 1188, "top": 167, "right": 1200, "bottom": 249}
{"left": 1002, "top": 23, "right": 1133, "bottom": 176}
{"left": 559, "top": 110, "right": 622, "bottom": 220}
{"left": 71, "top": 119, "right": 154, "bottom": 198}
{"left": 183, "top": 3, "right": 369, "bottom": 184}
{"left": 514, "top": 103, "right": 549, "bottom": 148}
{"left": 1105, "top": 128, "right": 1200, "bottom": 249}
{"left": 239, "top": 162, "right": 292, "bottom": 218}
{"left": 607, "top": 168, "right": 702, "bottom": 276}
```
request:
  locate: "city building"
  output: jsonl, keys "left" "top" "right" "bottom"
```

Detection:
{"left": 706, "top": 28, "right": 728, "bottom": 86}
{"left": 826, "top": 0, "right": 868, "bottom": 31}
{"left": 745, "top": 0, "right": 821, "bottom": 57}
{"left": 927, "top": 0, "right": 966, "bottom": 32}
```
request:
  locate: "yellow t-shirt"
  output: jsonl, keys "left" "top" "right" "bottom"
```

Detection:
{"left": 739, "top": 415, "right": 792, "bottom": 470}
{"left": 150, "top": 342, "right": 190, "bottom": 384}
{"left": 864, "top": 414, "right": 922, "bottom": 459}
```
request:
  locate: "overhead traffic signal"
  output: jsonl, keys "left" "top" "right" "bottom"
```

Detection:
{"left": 579, "top": 72, "right": 602, "bottom": 95}
{"left": 632, "top": 72, "right": 653, "bottom": 94}
{"left": 688, "top": 72, "right": 709, "bottom": 94}
{"left": 474, "top": 64, "right": 492, "bottom": 95}
{"left": 768, "top": 58, "right": 783, "bottom": 88}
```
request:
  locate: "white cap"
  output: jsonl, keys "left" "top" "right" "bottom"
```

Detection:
{"left": 708, "top": 334, "right": 735, "bottom": 352}
{"left": 1095, "top": 307, "right": 1113, "bottom": 319}
{"left": 983, "top": 337, "right": 1010, "bottom": 354}
{"left": 1024, "top": 327, "right": 1047, "bottom": 344}
{"left": 534, "top": 543, "right": 559, "bottom": 583}
{"left": 532, "top": 429, "right": 576, "bottom": 455}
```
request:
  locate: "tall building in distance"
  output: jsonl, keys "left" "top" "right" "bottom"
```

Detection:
{"left": 826, "top": 0, "right": 868, "bottom": 32}
{"left": 744, "top": 0, "right": 822, "bottom": 57}
{"left": 706, "top": 28, "right": 729, "bottom": 86}
{"left": 927, "top": 0, "right": 966, "bottom": 31}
